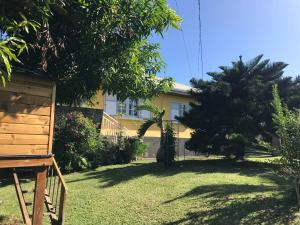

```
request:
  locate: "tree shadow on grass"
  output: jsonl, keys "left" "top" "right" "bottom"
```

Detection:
{"left": 164, "top": 184, "right": 297, "bottom": 225}
{"left": 67, "top": 159, "right": 280, "bottom": 188}
{"left": 164, "top": 184, "right": 280, "bottom": 204}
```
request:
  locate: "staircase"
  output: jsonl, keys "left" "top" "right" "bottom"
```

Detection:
{"left": 12, "top": 157, "right": 67, "bottom": 225}
{"left": 100, "top": 112, "right": 129, "bottom": 141}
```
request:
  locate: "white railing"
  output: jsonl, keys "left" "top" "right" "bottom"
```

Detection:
{"left": 100, "top": 112, "right": 129, "bottom": 141}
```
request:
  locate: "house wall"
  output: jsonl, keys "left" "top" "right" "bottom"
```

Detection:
{"left": 91, "top": 90, "right": 105, "bottom": 109}
{"left": 90, "top": 90, "right": 194, "bottom": 139}
{"left": 143, "top": 137, "right": 196, "bottom": 158}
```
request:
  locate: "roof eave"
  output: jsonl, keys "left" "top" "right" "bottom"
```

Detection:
{"left": 169, "top": 89, "right": 191, "bottom": 96}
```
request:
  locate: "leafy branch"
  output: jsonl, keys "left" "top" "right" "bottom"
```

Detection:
{"left": 0, "top": 16, "right": 40, "bottom": 86}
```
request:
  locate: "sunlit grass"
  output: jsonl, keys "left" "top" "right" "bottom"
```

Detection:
{"left": 1, "top": 156, "right": 299, "bottom": 225}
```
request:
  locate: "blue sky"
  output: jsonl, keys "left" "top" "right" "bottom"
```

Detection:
{"left": 150, "top": 0, "right": 300, "bottom": 85}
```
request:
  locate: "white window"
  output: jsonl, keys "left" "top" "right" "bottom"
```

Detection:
{"left": 170, "top": 102, "right": 189, "bottom": 120}
{"left": 105, "top": 94, "right": 150, "bottom": 119}
{"left": 128, "top": 99, "right": 138, "bottom": 117}
{"left": 117, "top": 98, "right": 138, "bottom": 117}
{"left": 117, "top": 101, "right": 126, "bottom": 114}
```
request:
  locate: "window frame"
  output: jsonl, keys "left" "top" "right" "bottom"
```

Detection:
{"left": 170, "top": 102, "right": 189, "bottom": 121}
{"left": 105, "top": 94, "right": 150, "bottom": 119}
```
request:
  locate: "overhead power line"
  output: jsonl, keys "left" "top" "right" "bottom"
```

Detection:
{"left": 197, "top": 0, "right": 204, "bottom": 79}
{"left": 174, "top": 0, "right": 192, "bottom": 76}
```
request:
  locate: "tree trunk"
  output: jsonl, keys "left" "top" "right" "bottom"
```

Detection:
{"left": 156, "top": 121, "right": 165, "bottom": 163}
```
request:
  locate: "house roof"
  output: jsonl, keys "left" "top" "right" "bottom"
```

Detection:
{"left": 170, "top": 82, "right": 192, "bottom": 96}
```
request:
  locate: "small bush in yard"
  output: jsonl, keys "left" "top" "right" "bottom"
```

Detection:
{"left": 125, "top": 137, "right": 148, "bottom": 160}
{"left": 157, "top": 124, "right": 176, "bottom": 167}
{"left": 53, "top": 112, "right": 103, "bottom": 172}
{"left": 100, "top": 135, "right": 148, "bottom": 165}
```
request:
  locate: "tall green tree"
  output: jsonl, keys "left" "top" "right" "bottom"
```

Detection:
{"left": 14, "top": 0, "right": 181, "bottom": 104}
{"left": 137, "top": 102, "right": 176, "bottom": 165}
{"left": 268, "top": 85, "right": 300, "bottom": 207}
{"left": 177, "top": 55, "right": 300, "bottom": 159}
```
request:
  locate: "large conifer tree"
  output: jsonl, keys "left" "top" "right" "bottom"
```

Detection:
{"left": 178, "top": 55, "right": 300, "bottom": 159}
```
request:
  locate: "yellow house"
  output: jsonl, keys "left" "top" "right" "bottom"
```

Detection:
{"left": 90, "top": 82, "right": 194, "bottom": 157}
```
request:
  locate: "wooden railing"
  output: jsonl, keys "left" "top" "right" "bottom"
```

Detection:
{"left": 45, "top": 157, "right": 68, "bottom": 225}
{"left": 11, "top": 156, "right": 67, "bottom": 225}
{"left": 100, "top": 112, "right": 129, "bottom": 141}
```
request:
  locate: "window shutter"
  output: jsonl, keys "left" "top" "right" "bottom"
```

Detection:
{"left": 105, "top": 94, "right": 117, "bottom": 115}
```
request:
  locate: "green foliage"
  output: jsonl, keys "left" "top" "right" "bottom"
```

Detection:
{"left": 137, "top": 102, "right": 171, "bottom": 164}
{"left": 53, "top": 112, "right": 104, "bottom": 172}
{"left": 268, "top": 85, "right": 300, "bottom": 206}
{"left": 100, "top": 135, "right": 148, "bottom": 165}
{"left": 127, "top": 138, "right": 148, "bottom": 159}
{"left": 224, "top": 133, "right": 247, "bottom": 160}
{"left": 0, "top": 17, "right": 40, "bottom": 86}
{"left": 137, "top": 101, "right": 165, "bottom": 138}
{"left": 17, "top": 0, "right": 180, "bottom": 105}
{"left": 0, "top": 0, "right": 57, "bottom": 85}
{"left": 272, "top": 84, "right": 287, "bottom": 129}
{"left": 54, "top": 112, "right": 148, "bottom": 171}
{"left": 137, "top": 100, "right": 161, "bottom": 115}
{"left": 137, "top": 117, "right": 159, "bottom": 138}
{"left": 178, "top": 55, "right": 300, "bottom": 159}
{"left": 157, "top": 124, "right": 176, "bottom": 166}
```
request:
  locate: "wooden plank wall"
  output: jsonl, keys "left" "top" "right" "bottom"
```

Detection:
{"left": 0, "top": 74, "right": 55, "bottom": 156}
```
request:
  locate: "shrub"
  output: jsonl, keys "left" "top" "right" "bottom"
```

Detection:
{"left": 100, "top": 135, "right": 148, "bottom": 165}
{"left": 157, "top": 124, "right": 176, "bottom": 166}
{"left": 53, "top": 112, "right": 103, "bottom": 172}
{"left": 54, "top": 112, "right": 148, "bottom": 170}
{"left": 125, "top": 137, "right": 148, "bottom": 160}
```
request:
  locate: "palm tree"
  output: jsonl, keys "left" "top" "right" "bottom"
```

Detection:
{"left": 137, "top": 101, "right": 165, "bottom": 162}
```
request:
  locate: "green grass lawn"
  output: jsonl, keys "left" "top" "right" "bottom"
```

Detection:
{"left": 1, "top": 156, "right": 300, "bottom": 225}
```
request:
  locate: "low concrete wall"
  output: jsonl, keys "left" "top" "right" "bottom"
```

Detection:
{"left": 143, "top": 137, "right": 196, "bottom": 158}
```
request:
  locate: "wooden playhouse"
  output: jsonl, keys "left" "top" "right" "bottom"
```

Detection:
{"left": 0, "top": 72, "right": 67, "bottom": 225}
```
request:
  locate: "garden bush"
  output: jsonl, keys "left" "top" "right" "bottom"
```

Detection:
{"left": 100, "top": 135, "right": 148, "bottom": 165}
{"left": 157, "top": 124, "right": 176, "bottom": 166}
{"left": 125, "top": 137, "right": 148, "bottom": 160}
{"left": 54, "top": 112, "right": 148, "bottom": 171}
{"left": 53, "top": 112, "right": 104, "bottom": 172}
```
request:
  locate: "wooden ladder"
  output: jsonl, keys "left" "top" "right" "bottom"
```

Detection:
{"left": 12, "top": 157, "right": 67, "bottom": 225}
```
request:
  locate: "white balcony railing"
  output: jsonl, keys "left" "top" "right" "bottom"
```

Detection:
{"left": 100, "top": 112, "right": 129, "bottom": 141}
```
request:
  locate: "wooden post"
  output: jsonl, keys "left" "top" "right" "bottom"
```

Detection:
{"left": 32, "top": 166, "right": 47, "bottom": 225}
{"left": 58, "top": 188, "right": 67, "bottom": 225}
